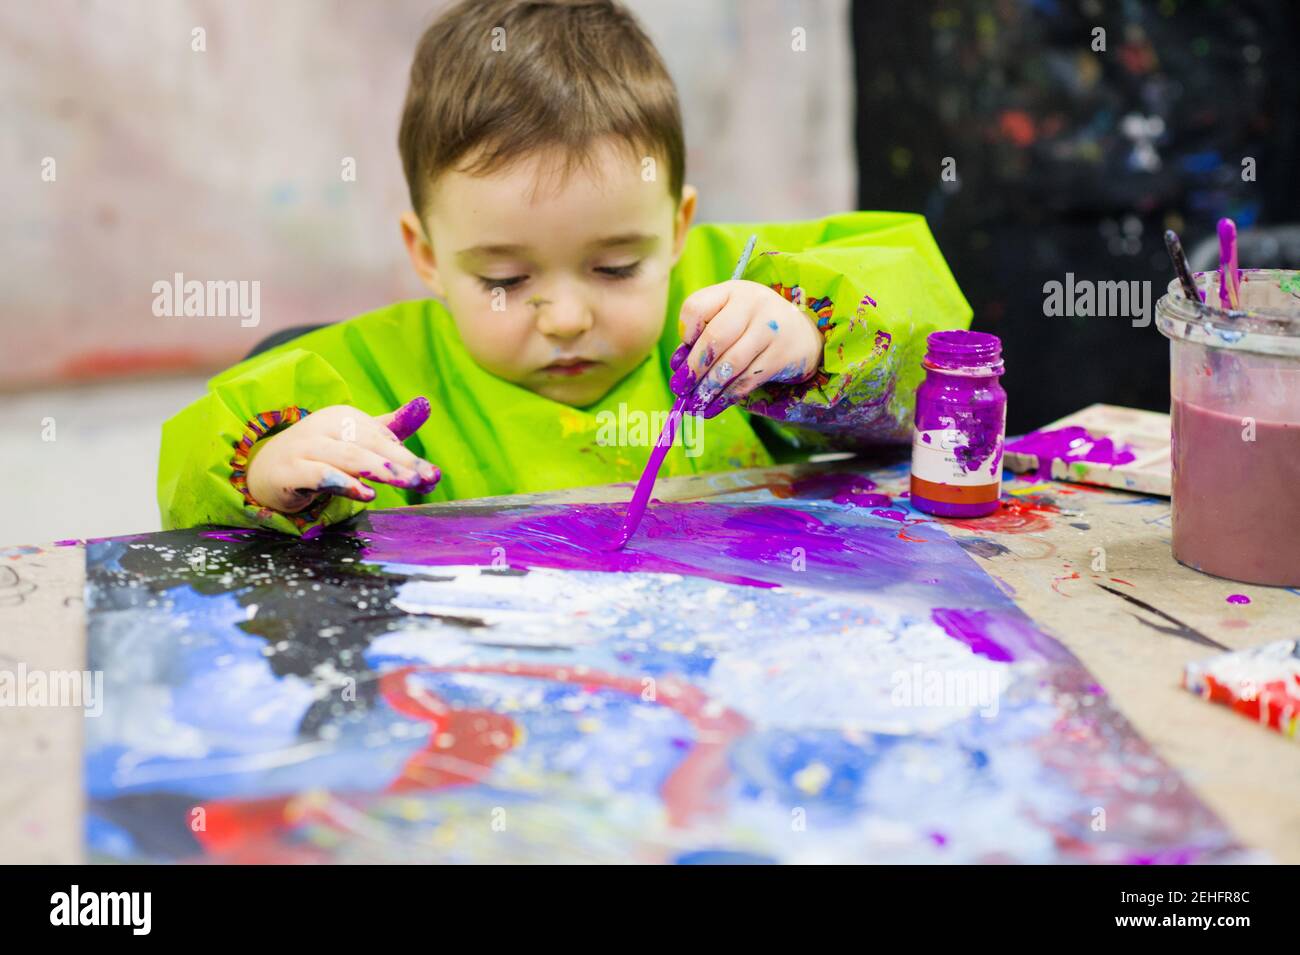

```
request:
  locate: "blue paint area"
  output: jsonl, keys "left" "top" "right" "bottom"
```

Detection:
{"left": 81, "top": 500, "right": 1247, "bottom": 863}
{"left": 676, "top": 849, "right": 775, "bottom": 864}
{"left": 86, "top": 813, "right": 137, "bottom": 859}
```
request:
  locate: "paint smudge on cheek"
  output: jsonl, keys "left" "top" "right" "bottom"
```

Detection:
{"left": 1225, "top": 594, "right": 1251, "bottom": 605}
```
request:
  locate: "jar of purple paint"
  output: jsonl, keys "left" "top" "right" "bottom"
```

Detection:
{"left": 910, "top": 330, "right": 1007, "bottom": 518}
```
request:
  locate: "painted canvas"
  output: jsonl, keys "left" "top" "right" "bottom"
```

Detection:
{"left": 85, "top": 489, "right": 1246, "bottom": 863}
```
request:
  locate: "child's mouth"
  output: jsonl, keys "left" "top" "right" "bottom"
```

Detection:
{"left": 543, "top": 359, "right": 598, "bottom": 377}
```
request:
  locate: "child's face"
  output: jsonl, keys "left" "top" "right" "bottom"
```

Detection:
{"left": 403, "top": 138, "right": 695, "bottom": 407}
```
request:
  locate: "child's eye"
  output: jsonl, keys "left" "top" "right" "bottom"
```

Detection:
{"left": 478, "top": 275, "right": 527, "bottom": 292}
{"left": 595, "top": 262, "right": 641, "bottom": 280}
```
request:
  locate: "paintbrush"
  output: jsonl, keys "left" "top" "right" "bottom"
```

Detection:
{"left": 1217, "top": 217, "right": 1241, "bottom": 310}
{"left": 1163, "top": 229, "right": 1203, "bottom": 302}
{"left": 606, "top": 234, "right": 759, "bottom": 550}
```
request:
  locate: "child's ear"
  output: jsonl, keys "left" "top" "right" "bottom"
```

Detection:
{"left": 670, "top": 185, "right": 698, "bottom": 264}
{"left": 400, "top": 211, "right": 446, "bottom": 298}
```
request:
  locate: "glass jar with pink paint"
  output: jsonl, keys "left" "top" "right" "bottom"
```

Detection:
{"left": 1157, "top": 269, "right": 1300, "bottom": 587}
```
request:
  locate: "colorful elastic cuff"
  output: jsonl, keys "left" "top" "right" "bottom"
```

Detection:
{"left": 229, "top": 406, "right": 327, "bottom": 529}
{"left": 770, "top": 283, "right": 836, "bottom": 333}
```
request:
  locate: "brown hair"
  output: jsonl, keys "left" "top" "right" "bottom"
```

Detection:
{"left": 398, "top": 0, "right": 685, "bottom": 219}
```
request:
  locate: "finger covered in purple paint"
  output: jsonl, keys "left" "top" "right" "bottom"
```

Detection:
{"left": 383, "top": 396, "right": 432, "bottom": 441}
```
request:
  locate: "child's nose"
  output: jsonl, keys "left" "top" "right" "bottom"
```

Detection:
{"left": 535, "top": 298, "right": 593, "bottom": 339}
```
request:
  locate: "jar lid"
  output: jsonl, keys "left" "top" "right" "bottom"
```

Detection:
{"left": 924, "top": 330, "right": 1004, "bottom": 374}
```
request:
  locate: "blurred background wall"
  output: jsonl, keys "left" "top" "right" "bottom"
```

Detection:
{"left": 1, "top": 0, "right": 854, "bottom": 390}
{"left": 0, "top": 0, "right": 854, "bottom": 541}
{"left": 853, "top": 0, "right": 1300, "bottom": 431}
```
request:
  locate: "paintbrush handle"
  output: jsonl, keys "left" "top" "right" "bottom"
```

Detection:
{"left": 731, "top": 233, "right": 758, "bottom": 281}
{"left": 608, "top": 235, "right": 760, "bottom": 550}
{"left": 1164, "top": 229, "right": 1202, "bottom": 302}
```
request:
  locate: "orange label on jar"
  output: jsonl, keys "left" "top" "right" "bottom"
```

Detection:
{"left": 911, "top": 428, "right": 1002, "bottom": 501}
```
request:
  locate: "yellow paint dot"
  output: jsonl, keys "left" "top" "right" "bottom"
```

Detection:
{"left": 558, "top": 409, "right": 589, "bottom": 438}
{"left": 1008, "top": 482, "right": 1052, "bottom": 496}
{"left": 794, "top": 761, "right": 832, "bottom": 796}
{"left": 398, "top": 799, "right": 426, "bottom": 821}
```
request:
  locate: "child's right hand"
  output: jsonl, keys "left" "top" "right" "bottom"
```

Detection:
{"left": 245, "top": 396, "right": 440, "bottom": 514}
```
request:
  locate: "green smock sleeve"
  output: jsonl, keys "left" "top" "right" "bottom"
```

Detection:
{"left": 157, "top": 347, "right": 369, "bottom": 535}
{"left": 666, "top": 212, "right": 972, "bottom": 451}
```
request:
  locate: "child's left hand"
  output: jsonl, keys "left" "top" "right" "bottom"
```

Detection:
{"left": 669, "top": 280, "right": 823, "bottom": 418}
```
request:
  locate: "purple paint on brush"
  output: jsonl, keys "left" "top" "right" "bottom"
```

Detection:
{"left": 613, "top": 236, "right": 758, "bottom": 549}
{"left": 388, "top": 396, "right": 431, "bottom": 441}
{"left": 1005, "top": 426, "right": 1136, "bottom": 479}
{"left": 607, "top": 395, "right": 687, "bottom": 550}
{"left": 1216, "top": 217, "right": 1240, "bottom": 310}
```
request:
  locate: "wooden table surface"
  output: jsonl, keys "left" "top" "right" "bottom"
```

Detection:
{"left": 2, "top": 457, "right": 1297, "bottom": 863}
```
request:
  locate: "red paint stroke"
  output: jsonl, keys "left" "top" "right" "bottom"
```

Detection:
{"left": 1052, "top": 572, "right": 1081, "bottom": 596}
{"left": 1109, "top": 578, "right": 1135, "bottom": 587}
{"left": 380, "top": 663, "right": 749, "bottom": 826}
{"left": 944, "top": 497, "right": 1059, "bottom": 535}
{"left": 379, "top": 668, "right": 517, "bottom": 791}
{"left": 189, "top": 662, "right": 749, "bottom": 861}
{"left": 1063, "top": 482, "right": 1108, "bottom": 494}
{"left": 59, "top": 346, "right": 211, "bottom": 380}
{"left": 896, "top": 522, "right": 930, "bottom": 543}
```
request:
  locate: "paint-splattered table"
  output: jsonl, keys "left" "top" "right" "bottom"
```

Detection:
{"left": 2, "top": 457, "right": 1297, "bottom": 862}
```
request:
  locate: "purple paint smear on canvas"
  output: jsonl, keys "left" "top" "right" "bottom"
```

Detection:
{"left": 1005, "top": 426, "right": 1136, "bottom": 479}
{"left": 359, "top": 500, "right": 1027, "bottom": 610}
{"left": 930, "top": 608, "right": 1016, "bottom": 662}
{"left": 789, "top": 472, "right": 892, "bottom": 508}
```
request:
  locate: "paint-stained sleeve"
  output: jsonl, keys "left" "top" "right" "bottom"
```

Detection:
{"left": 157, "top": 348, "right": 369, "bottom": 535}
{"left": 668, "top": 212, "right": 972, "bottom": 450}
